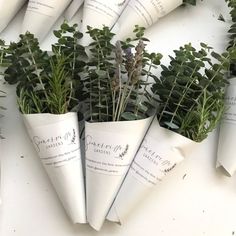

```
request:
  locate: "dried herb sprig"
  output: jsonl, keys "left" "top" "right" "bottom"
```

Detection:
{"left": 152, "top": 43, "right": 229, "bottom": 142}
{"left": 84, "top": 26, "right": 162, "bottom": 122}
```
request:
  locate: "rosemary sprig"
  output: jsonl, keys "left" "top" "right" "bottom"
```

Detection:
{"left": 45, "top": 54, "right": 72, "bottom": 114}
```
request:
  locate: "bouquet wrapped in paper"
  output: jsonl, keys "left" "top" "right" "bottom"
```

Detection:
{"left": 107, "top": 43, "right": 229, "bottom": 224}
{"left": 84, "top": 26, "right": 162, "bottom": 230}
{"left": 216, "top": 1, "right": 236, "bottom": 176}
{"left": 22, "top": 0, "right": 72, "bottom": 41}
{"left": 0, "top": 88, "right": 6, "bottom": 205}
{"left": 80, "top": 0, "right": 129, "bottom": 45}
{"left": 112, "top": 0, "right": 196, "bottom": 41}
{"left": 0, "top": 0, "right": 27, "bottom": 33}
{"left": 217, "top": 77, "right": 236, "bottom": 176}
{"left": 1, "top": 23, "right": 88, "bottom": 223}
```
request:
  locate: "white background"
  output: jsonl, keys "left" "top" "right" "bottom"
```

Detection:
{"left": 1, "top": 0, "right": 236, "bottom": 235}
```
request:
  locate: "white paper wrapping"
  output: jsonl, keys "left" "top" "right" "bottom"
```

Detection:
{"left": 107, "top": 116, "right": 195, "bottom": 223}
{"left": 0, "top": 0, "right": 27, "bottom": 33}
{"left": 80, "top": 0, "right": 129, "bottom": 45}
{"left": 64, "top": 0, "right": 84, "bottom": 21}
{"left": 0, "top": 138, "right": 1, "bottom": 205}
{"left": 21, "top": 0, "right": 72, "bottom": 41}
{"left": 217, "top": 78, "right": 236, "bottom": 176}
{"left": 85, "top": 116, "right": 153, "bottom": 230}
{"left": 112, "top": 0, "right": 182, "bottom": 40}
{"left": 23, "top": 112, "right": 86, "bottom": 223}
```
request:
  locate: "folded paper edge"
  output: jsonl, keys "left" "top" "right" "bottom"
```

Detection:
{"left": 216, "top": 161, "right": 234, "bottom": 177}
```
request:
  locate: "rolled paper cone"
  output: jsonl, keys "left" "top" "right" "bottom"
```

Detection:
{"left": 0, "top": 0, "right": 27, "bottom": 33}
{"left": 85, "top": 116, "right": 153, "bottom": 230}
{"left": 107, "top": 116, "right": 195, "bottom": 223}
{"left": 21, "top": 0, "right": 72, "bottom": 42}
{"left": 23, "top": 112, "right": 86, "bottom": 223}
{"left": 112, "top": 0, "right": 182, "bottom": 41}
{"left": 0, "top": 139, "right": 1, "bottom": 205}
{"left": 217, "top": 78, "right": 236, "bottom": 176}
{"left": 64, "top": 0, "right": 84, "bottom": 21}
{"left": 80, "top": 0, "right": 129, "bottom": 46}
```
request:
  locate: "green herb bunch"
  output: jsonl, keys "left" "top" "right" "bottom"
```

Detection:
{"left": 84, "top": 26, "right": 162, "bottom": 122}
{"left": 1, "top": 22, "right": 87, "bottom": 115}
{"left": 152, "top": 43, "right": 229, "bottom": 142}
{"left": 224, "top": 0, "right": 236, "bottom": 74}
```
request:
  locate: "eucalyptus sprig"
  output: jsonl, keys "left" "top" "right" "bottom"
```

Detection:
{"left": 152, "top": 43, "right": 229, "bottom": 142}
{"left": 84, "top": 26, "right": 162, "bottom": 122}
{"left": 52, "top": 22, "right": 88, "bottom": 103}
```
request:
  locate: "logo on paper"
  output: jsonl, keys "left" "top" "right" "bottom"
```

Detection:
{"left": 85, "top": 135, "right": 129, "bottom": 160}
{"left": 33, "top": 128, "right": 77, "bottom": 153}
{"left": 130, "top": 138, "right": 179, "bottom": 186}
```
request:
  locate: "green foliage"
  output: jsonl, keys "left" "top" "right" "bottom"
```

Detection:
{"left": 84, "top": 26, "right": 162, "bottom": 122}
{"left": 183, "top": 0, "right": 197, "bottom": 5}
{"left": 225, "top": 0, "right": 236, "bottom": 73}
{"left": 52, "top": 23, "right": 87, "bottom": 104}
{"left": 1, "top": 22, "right": 87, "bottom": 114}
{"left": 152, "top": 43, "right": 229, "bottom": 142}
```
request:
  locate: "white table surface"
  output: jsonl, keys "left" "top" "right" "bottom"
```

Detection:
{"left": 1, "top": 1, "right": 236, "bottom": 236}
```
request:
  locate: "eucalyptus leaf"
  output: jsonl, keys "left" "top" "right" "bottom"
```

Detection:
{"left": 121, "top": 112, "right": 141, "bottom": 121}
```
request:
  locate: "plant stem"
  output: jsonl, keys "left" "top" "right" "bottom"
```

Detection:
{"left": 114, "top": 64, "right": 122, "bottom": 121}
{"left": 134, "top": 61, "right": 153, "bottom": 116}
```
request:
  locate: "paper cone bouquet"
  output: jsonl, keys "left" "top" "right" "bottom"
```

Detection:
{"left": 106, "top": 42, "right": 229, "bottom": 224}
{"left": 0, "top": 24, "right": 88, "bottom": 222}
{"left": 0, "top": 87, "right": 6, "bottom": 205}
{"left": 216, "top": 2, "right": 236, "bottom": 178}
{"left": 217, "top": 78, "right": 236, "bottom": 176}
